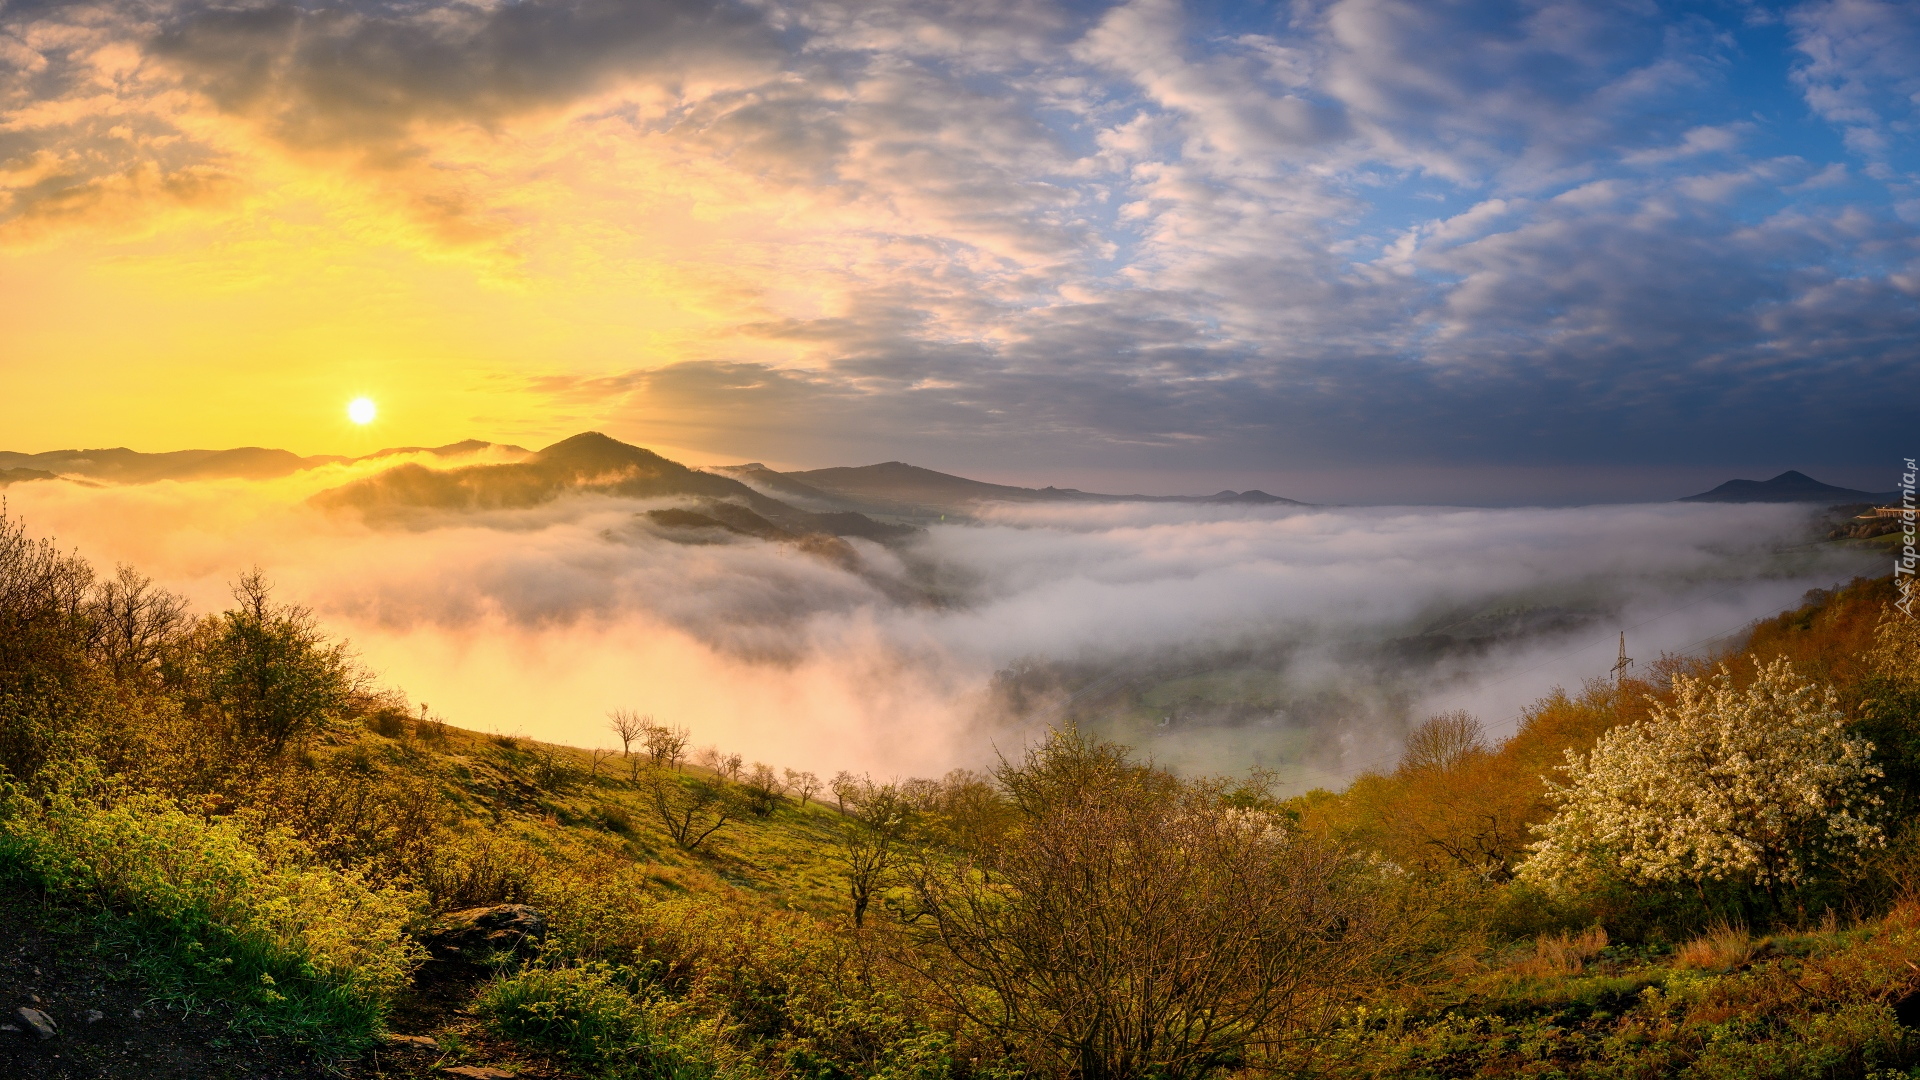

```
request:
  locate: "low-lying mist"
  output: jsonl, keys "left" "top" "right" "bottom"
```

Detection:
{"left": 4, "top": 461, "right": 1879, "bottom": 788}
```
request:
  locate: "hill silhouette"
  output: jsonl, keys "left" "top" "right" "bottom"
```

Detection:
{"left": 313, "top": 432, "right": 913, "bottom": 542}
{"left": 0, "top": 440, "right": 520, "bottom": 484}
{"left": 2, "top": 437, "right": 1307, "bottom": 514}
{"left": 0, "top": 446, "right": 330, "bottom": 483}
{"left": 766, "top": 460, "right": 1305, "bottom": 515}
{"left": 0, "top": 467, "right": 60, "bottom": 487}
{"left": 1679, "top": 469, "right": 1897, "bottom": 503}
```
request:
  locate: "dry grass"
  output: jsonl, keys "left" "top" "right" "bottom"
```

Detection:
{"left": 1511, "top": 926, "right": 1608, "bottom": 977}
{"left": 1674, "top": 922, "right": 1759, "bottom": 970}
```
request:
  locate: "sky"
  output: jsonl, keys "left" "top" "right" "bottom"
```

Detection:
{"left": 3, "top": 0, "right": 1917, "bottom": 503}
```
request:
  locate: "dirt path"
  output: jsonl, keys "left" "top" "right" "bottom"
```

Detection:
{"left": 0, "top": 887, "right": 565, "bottom": 1079}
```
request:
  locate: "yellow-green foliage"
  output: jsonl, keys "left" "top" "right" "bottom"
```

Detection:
{"left": 0, "top": 766, "right": 423, "bottom": 1050}
{"left": 478, "top": 964, "right": 719, "bottom": 1080}
{"left": 516, "top": 862, "right": 957, "bottom": 1080}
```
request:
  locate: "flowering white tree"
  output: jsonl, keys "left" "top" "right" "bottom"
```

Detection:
{"left": 1870, "top": 608, "right": 1920, "bottom": 685}
{"left": 1519, "top": 659, "right": 1883, "bottom": 895}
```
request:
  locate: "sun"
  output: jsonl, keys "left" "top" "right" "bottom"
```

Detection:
{"left": 347, "top": 397, "right": 377, "bottom": 425}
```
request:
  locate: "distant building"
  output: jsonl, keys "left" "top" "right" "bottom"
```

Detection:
{"left": 1869, "top": 506, "right": 1909, "bottom": 519}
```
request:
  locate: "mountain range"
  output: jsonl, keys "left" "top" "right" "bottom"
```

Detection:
{"left": 716, "top": 460, "right": 1299, "bottom": 518}
{"left": 0, "top": 434, "right": 1304, "bottom": 522}
{"left": 3, "top": 437, "right": 1898, "bottom": 512}
{"left": 310, "top": 433, "right": 915, "bottom": 546}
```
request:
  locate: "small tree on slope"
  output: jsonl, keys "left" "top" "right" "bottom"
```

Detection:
{"left": 1519, "top": 658, "right": 1883, "bottom": 900}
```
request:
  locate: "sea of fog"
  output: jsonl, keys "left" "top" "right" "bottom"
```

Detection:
{"left": 4, "top": 463, "right": 1882, "bottom": 789}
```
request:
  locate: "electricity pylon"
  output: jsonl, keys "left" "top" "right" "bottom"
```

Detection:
{"left": 1612, "top": 631, "right": 1633, "bottom": 685}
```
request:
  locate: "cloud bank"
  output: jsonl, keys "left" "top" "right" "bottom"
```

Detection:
{"left": 2, "top": 471, "right": 1879, "bottom": 785}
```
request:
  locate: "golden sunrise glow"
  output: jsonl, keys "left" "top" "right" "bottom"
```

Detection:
{"left": 347, "top": 398, "right": 378, "bottom": 426}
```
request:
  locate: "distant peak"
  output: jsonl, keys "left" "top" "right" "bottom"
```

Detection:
{"left": 531, "top": 431, "right": 683, "bottom": 475}
{"left": 541, "top": 431, "right": 625, "bottom": 450}
{"left": 1679, "top": 469, "right": 1890, "bottom": 503}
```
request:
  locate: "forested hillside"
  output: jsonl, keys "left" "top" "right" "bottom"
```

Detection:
{"left": 3, "top": 508, "right": 1919, "bottom": 1079}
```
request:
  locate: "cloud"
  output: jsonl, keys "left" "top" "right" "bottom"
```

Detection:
{"left": 1316, "top": 0, "right": 1722, "bottom": 187}
{"left": 1790, "top": 0, "right": 1920, "bottom": 158}
{"left": 150, "top": 0, "right": 779, "bottom": 154}
{"left": 0, "top": 470, "right": 1879, "bottom": 785}
{"left": 2, "top": 0, "right": 1917, "bottom": 483}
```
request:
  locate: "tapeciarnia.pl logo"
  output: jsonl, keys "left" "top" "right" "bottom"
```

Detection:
{"left": 1898, "top": 458, "right": 1916, "bottom": 620}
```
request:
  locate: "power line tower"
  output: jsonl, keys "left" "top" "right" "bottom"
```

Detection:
{"left": 1612, "top": 631, "right": 1633, "bottom": 685}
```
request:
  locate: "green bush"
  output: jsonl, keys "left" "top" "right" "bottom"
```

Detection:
{"left": 477, "top": 963, "right": 715, "bottom": 1080}
{"left": 0, "top": 766, "right": 423, "bottom": 1052}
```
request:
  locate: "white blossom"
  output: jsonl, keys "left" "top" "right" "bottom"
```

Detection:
{"left": 1519, "top": 659, "right": 1883, "bottom": 893}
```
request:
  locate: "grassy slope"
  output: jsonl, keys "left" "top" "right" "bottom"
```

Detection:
{"left": 1, "top": 730, "right": 866, "bottom": 1079}
{"left": 392, "top": 729, "right": 853, "bottom": 919}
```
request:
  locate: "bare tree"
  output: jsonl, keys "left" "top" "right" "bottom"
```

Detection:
{"left": 913, "top": 769, "right": 1015, "bottom": 854}
{"left": 784, "top": 768, "right": 822, "bottom": 806}
{"left": 1398, "top": 710, "right": 1487, "bottom": 774}
{"left": 742, "top": 762, "right": 784, "bottom": 817}
{"left": 0, "top": 505, "right": 97, "bottom": 779}
{"left": 718, "top": 752, "right": 744, "bottom": 783}
{"left": 836, "top": 777, "right": 915, "bottom": 927}
{"left": 831, "top": 769, "right": 860, "bottom": 813}
{"left": 608, "top": 709, "right": 649, "bottom": 779}
{"left": 88, "top": 564, "right": 188, "bottom": 683}
{"left": 640, "top": 764, "right": 736, "bottom": 851}
{"left": 589, "top": 747, "right": 619, "bottom": 782}
{"left": 643, "top": 721, "right": 691, "bottom": 771}
{"left": 897, "top": 729, "right": 1394, "bottom": 1080}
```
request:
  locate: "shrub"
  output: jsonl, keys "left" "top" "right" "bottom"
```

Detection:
{"left": 1520, "top": 659, "right": 1884, "bottom": 904}
{"left": 0, "top": 508, "right": 100, "bottom": 780}
{"left": 0, "top": 767, "right": 423, "bottom": 1050}
{"left": 902, "top": 729, "right": 1396, "bottom": 1080}
{"left": 478, "top": 963, "right": 713, "bottom": 1079}
{"left": 742, "top": 763, "right": 784, "bottom": 818}
{"left": 598, "top": 802, "right": 637, "bottom": 834}
{"left": 1510, "top": 926, "right": 1608, "bottom": 977}
{"left": 421, "top": 830, "right": 545, "bottom": 912}
{"left": 240, "top": 753, "right": 443, "bottom": 884}
{"left": 368, "top": 707, "right": 410, "bottom": 739}
{"left": 164, "top": 570, "right": 362, "bottom": 757}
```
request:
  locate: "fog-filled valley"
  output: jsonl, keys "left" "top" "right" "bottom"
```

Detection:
{"left": 0, "top": 435, "right": 1881, "bottom": 786}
